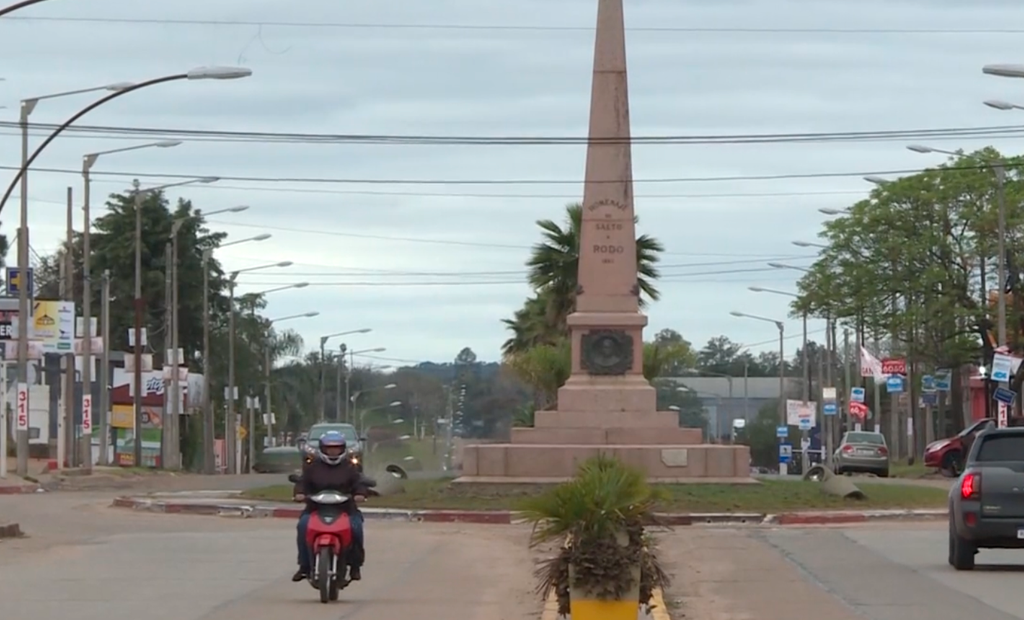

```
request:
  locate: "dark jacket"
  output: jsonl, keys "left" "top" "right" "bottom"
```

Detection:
{"left": 300, "top": 457, "right": 369, "bottom": 514}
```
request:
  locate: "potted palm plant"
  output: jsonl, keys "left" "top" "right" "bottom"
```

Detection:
{"left": 520, "top": 455, "right": 669, "bottom": 620}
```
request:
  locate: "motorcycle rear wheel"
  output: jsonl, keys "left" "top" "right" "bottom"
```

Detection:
{"left": 317, "top": 547, "right": 333, "bottom": 603}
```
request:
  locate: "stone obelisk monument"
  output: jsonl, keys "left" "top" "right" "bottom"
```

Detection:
{"left": 459, "top": 0, "right": 750, "bottom": 481}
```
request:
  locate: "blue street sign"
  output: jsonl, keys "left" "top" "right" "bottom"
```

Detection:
{"left": 994, "top": 387, "right": 1017, "bottom": 405}
{"left": 886, "top": 376, "right": 904, "bottom": 393}
{"left": 798, "top": 417, "right": 812, "bottom": 431}
{"left": 779, "top": 443, "right": 792, "bottom": 464}
{"left": 823, "top": 402, "right": 838, "bottom": 416}
{"left": 922, "top": 375, "right": 936, "bottom": 393}
{"left": 776, "top": 425, "right": 789, "bottom": 438}
{"left": 935, "top": 369, "right": 952, "bottom": 391}
{"left": 921, "top": 392, "right": 938, "bottom": 407}
{"left": 851, "top": 387, "right": 866, "bottom": 403}
{"left": 4, "top": 267, "right": 32, "bottom": 298}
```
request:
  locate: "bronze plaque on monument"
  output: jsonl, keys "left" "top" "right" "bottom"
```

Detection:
{"left": 580, "top": 329, "right": 633, "bottom": 375}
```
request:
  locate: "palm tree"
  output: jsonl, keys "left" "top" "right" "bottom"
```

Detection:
{"left": 503, "top": 203, "right": 664, "bottom": 355}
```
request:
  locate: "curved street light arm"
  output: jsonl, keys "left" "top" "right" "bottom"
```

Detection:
{"left": 0, "top": 73, "right": 188, "bottom": 216}
{"left": 0, "top": 0, "right": 53, "bottom": 19}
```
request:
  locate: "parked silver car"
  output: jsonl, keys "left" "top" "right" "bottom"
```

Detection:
{"left": 833, "top": 431, "right": 890, "bottom": 477}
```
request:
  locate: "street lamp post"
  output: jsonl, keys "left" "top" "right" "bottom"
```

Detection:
{"left": 200, "top": 234, "right": 272, "bottom": 473}
{"left": 226, "top": 261, "right": 293, "bottom": 474}
{"left": 731, "top": 311, "right": 788, "bottom": 473}
{"left": 317, "top": 329, "right": 372, "bottom": 422}
{"left": 358, "top": 401, "right": 402, "bottom": 438}
{"left": 130, "top": 177, "right": 218, "bottom": 467}
{"left": 165, "top": 205, "right": 247, "bottom": 469}
{"left": 82, "top": 141, "right": 182, "bottom": 469}
{"left": 350, "top": 383, "right": 398, "bottom": 423}
{"left": 258, "top": 310, "right": 318, "bottom": 470}
{"left": 344, "top": 347, "right": 386, "bottom": 421}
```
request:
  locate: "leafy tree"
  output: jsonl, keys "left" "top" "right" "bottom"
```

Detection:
{"left": 502, "top": 202, "right": 665, "bottom": 355}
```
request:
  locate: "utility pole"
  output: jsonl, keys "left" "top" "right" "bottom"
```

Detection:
{"left": 63, "top": 186, "right": 74, "bottom": 468}
{"left": 57, "top": 221, "right": 67, "bottom": 468}
{"left": 200, "top": 252, "right": 213, "bottom": 474}
{"left": 342, "top": 344, "right": 350, "bottom": 422}
{"left": 162, "top": 242, "right": 172, "bottom": 469}
{"left": 131, "top": 180, "right": 144, "bottom": 468}
{"left": 824, "top": 314, "right": 834, "bottom": 468}
{"left": 98, "top": 271, "right": 110, "bottom": 465}
{"left": 318, "top": 336, "right": 328, "bottom": 423}
{"left": 335, "top": 344, "right": 344, "bottom": 421}
{"left": 843, "top": 327, "right": 852, "bottom": 434}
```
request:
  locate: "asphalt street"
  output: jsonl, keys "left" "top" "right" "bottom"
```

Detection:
{"left": 662, "top": 522, "right": 1024, "bottom": 620}
{"left": 0, "top": 492, "right": 540, "bottom": 620}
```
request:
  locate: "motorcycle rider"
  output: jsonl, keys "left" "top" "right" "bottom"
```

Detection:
{"left": 293, "top": 430, "right": 369, "bottom": 582}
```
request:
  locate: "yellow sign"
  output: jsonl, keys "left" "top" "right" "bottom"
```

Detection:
{"left": 238, "top": 426, "right": 248, "bottom": 440}
{"left": 111, "top": 404, "right": 134, "bottom": 429}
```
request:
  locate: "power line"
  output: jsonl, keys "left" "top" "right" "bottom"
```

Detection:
{"left": 7, "top": 15, "right": 1024, "bottom": 35}
{"left": 0, "top": 161, "right": 997, "bottom": 187}
{"left": 4, "top": 119, "right": 1024, "bottom": 146}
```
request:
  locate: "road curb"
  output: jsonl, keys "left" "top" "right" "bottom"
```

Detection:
{"left": 0, "top": 484, "right": 40, "bottom": 495}
{"left": 766, "top": 508, "right": 948, "bottom": 525}
{"left": 111, "top": 497, "right": 949, "bottom": 526}
{"left": 0, "top": 522, "right": 22, "bottom": 538}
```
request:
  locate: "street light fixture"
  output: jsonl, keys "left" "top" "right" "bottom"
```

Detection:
{"left": 767, "top": 262, "right": 810, "bottom": 273}
{"left": 983, "top": 100, "right": 1024, "bottom": 111}
{"left": 730, "top": 310, "right": 786, "bottom": 424}
{"left": 818, "top": 207, "right": 850, "bottom": 215}
{"left": 199, "top": 233, "right": 272, "bottom": 474}
{"left": 863, "top": 176, "right": 890, "bottom": 186}
{"left": 791, "top": 241, "right": 826, "bottom": 249}
{"left": 983, "top": 64, "right": 1024, "bottom": 78}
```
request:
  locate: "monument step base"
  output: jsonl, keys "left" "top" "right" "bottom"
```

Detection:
{"left": 461, "top": 443, "right": 750, "bottom": 479}
{"left": 511, "top": 426, "right": 702, "bottom": 445}
{"left": 533, "top": 409, "right": 679, "bottom": 429}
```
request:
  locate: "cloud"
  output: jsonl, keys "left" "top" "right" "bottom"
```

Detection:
{"left": 3, "top": 0, "right": 1023, "bottom": 363}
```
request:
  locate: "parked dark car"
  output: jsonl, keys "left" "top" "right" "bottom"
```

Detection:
{"left": 948, "top": 426, "right": 1024, "bottom": 570}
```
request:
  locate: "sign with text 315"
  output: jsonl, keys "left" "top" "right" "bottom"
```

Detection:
{"left": 15, "top": 382, "right": 28, "bottom": 431}
{"left": 81, "top": 394, "right": 92, "bottom": 435}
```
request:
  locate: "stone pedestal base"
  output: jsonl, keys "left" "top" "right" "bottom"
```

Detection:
{"left": 458, "top": 443, "right": 751, "bottom": 481}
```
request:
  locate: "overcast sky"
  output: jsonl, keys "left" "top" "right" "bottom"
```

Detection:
{"left": 1, "top": 0, "right": 1022, "bottom": 366}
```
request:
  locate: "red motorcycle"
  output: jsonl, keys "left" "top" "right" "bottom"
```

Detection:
{"left": 288, "top": 473, "right": 378, "bottom": 603}
{"left": 305, "top": 489, "right": 356, "bottom": 603}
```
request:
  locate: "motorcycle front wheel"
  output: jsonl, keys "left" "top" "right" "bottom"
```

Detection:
{"left": 317, "top": 547, "right": 333, "bottom": 603}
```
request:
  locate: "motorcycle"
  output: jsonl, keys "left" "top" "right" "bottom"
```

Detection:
{"left": 288, "top": 473, "right": 378, "bottom": 603}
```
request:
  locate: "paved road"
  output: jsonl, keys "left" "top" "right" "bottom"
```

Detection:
{"left": 0, "top": 492, "right": 540, "bottom": 620}
{"left": 659, "top": 522, "right": 1024, "bottom": 620}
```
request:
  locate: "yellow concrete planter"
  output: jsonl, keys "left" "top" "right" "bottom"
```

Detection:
{"left": 569, "top": 563, "right": 640, "bottom": 620}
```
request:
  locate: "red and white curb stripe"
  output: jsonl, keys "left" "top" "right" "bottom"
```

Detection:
{"left": 110, "top": 497, "right": 949, "bottom": 526}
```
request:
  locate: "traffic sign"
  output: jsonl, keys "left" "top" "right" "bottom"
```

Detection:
{"left": 994, "top": 387, "right": 1017, "bottom": 405}
{"left": 5, "top": 267, "right": 32, "bottom": 298}
{"left": 776, "top": 425, "right": 788, "bottom": 438}
{"left": 798, "top": 417, "right": 812, "bottom": 431}
{"left": 921, "top": 392, "right": 938, "bottom": 407}
{"left": 922, "top": 375, "right": 936, "bottom": 393}
{"left": 992, "top": 354, "right": 1015, "bottom": 383}
{"left": 882, "top": 358, "right": 906, "bottom": 375}
{"left": 81, "top": 394, "right": 92, "bottom": 435}
{"left": 779, "top": 443, "right": 792, "bottom": 463}
{"left": 886, "top": 376, "right": 904, "bottom": 393}
{"left": 823, "top": 402, "right": 838, "bottom": 416}
{"left": 851, "top": 387, "right": 866, "bottom": 403}
{"left": 15, "top": 382, "right": 27, "bottom": 431}
{"left": 935, "top": 369, "right": 952, "bottom": 391}
{"left": 849, "top": 401, "right": 869, "bottom": 418}
{"left": 238, "top": 425, "right": 248, "bottom": 440}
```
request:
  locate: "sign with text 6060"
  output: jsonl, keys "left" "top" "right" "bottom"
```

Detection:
{"left": 15, "top": 382, "right": 28, "bottom": 431}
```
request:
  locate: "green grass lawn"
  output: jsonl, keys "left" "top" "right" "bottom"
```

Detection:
{"left": 240, "top": 478, "right": 949, "bottom": 513}
{"left": 366, "top": 438, "right": 443, "bottom": 472}
{"left": 890, "top": 463, "right": 940, "bottom": 479}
